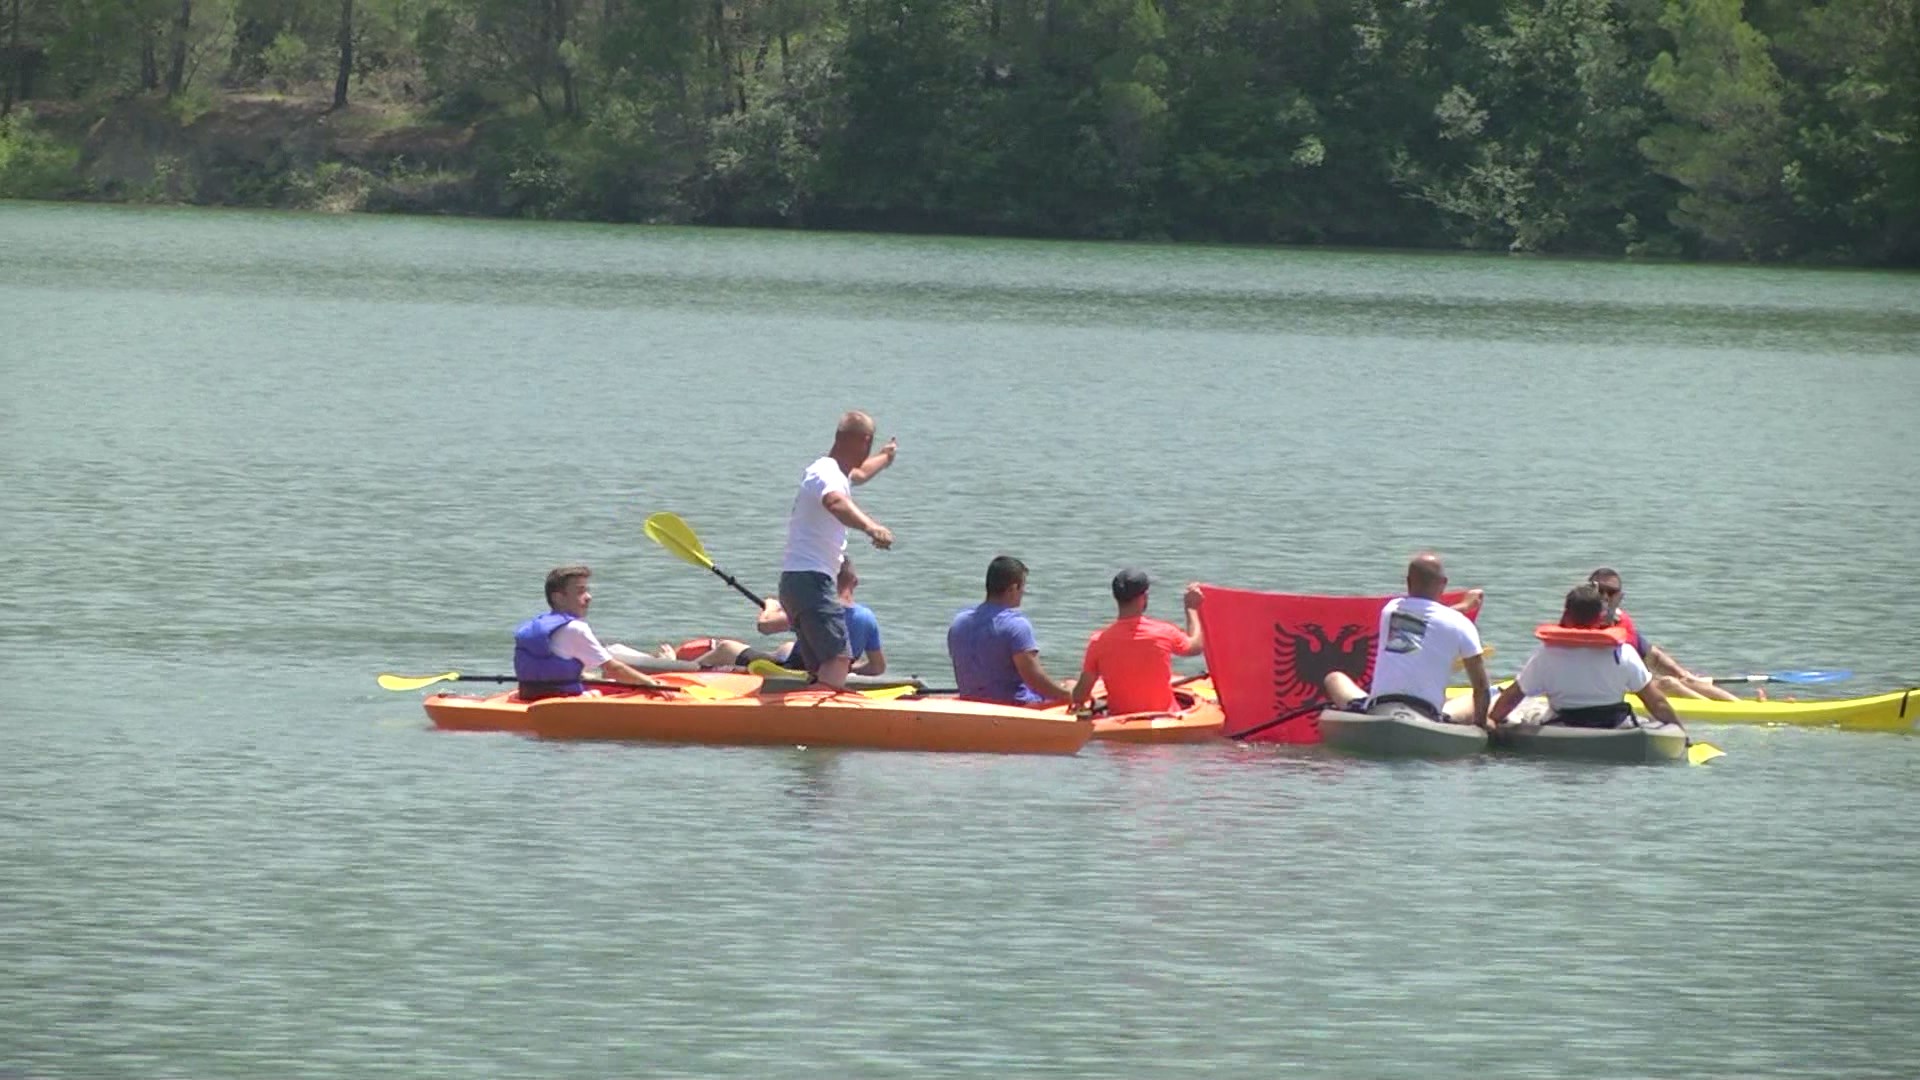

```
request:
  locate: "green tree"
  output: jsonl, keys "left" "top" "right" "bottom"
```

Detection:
{"left": 1770, "top": 0, "right": 1920, "bottom": 262}
{"left": 1640, "top": 0, "right": 1791, "bottom": 257}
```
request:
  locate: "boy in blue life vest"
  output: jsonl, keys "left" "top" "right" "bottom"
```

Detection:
{"left": 513, "top": 564, "right": 665, "bottom": 700}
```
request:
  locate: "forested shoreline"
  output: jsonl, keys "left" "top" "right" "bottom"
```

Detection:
{"left": 1, "top": 0, "right": 1915, "bottom": 264}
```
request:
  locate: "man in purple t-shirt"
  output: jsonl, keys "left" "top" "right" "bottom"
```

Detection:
{"left": 946, "top": 555, "right": 1076, "bottom": 706}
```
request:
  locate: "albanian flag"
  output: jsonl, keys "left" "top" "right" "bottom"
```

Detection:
{"left": 1197, "top": 584, "right": 1477, "bottom": 743}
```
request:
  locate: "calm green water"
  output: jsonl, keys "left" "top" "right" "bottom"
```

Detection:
{"left": 3, "top": 201, "right": 1919, "bottom": 1079}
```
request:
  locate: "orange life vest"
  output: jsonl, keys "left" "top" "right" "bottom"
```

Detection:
{"left": 1533, "top": 623, "right": 1633, "bottom": 648}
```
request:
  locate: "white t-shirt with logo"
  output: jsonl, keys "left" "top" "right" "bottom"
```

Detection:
{"left": 1368, "top": 596, "right": 1484, "bottom": 706}
{"left": 549, "top": 620, "right": 614, "bottom": 669}
{"left": 782, "top": 456, "right": 853, "bottom": 575}
{"left": 1516, "top": 643, "right": 1652, "bottom": 711}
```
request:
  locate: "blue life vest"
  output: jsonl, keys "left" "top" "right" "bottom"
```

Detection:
{"left": 514, "top": 611, "right": 585, "bottom": 697}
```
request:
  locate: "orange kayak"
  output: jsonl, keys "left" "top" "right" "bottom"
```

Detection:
{"left": 1089, "top": 692, "right": 1226, "bottom": 743}
{"left": 422, "top": 672, "right": 765, "bottom": 734}
{"left": 423, "top": 675, "right": 1091, "bottom": 754}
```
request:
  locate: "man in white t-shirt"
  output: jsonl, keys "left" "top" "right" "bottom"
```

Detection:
{"left": 1490, "top": 584, "right": 1685, "bottom": 729}
{"left": 1324, "top": 553, "right": 1491, "bottom": 726}
{"left": 512, "top": 564, "right": 665, "bottom": 700}
{"left": 779, "top": 410, "right": 897, "bottom": 690}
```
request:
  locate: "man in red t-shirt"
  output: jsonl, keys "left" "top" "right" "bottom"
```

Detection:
{"left": 1071, "top": 569, "right": 1206, "bottom": 716}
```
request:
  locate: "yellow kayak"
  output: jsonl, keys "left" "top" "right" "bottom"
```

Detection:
{"left": 1447, "top": 685, "right": 1919, "bottom": 733}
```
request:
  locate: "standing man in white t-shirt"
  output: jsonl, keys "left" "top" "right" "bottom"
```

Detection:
{"left": 779, "top": 410, "right": 896, "bottom": 690}
{"left": 1490, "top": 584, "right": 1685, "bottom": 729}
{"left": 1324, "top": 553, "right": 1492, "bottom": 727}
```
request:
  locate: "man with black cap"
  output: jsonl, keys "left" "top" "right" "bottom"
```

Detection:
{"left": 1071, "top": 569, "right": 1206, "bottom": 716}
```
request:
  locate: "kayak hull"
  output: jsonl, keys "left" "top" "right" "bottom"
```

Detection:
{"left": 1089, "top": 694, "right": 1226, "bottom": 743}
{"left": 425, "top": 684, "right": 1091, "bottom": 755}
{"left": 1638, "top": 689, "right": 1917, "bottom": 733}
{"left": 425, "top": 691, "right": 534, "bottom": 733}
{"left": 1448, "top": 685, "right": 1920, "bottom": 734}
{"left": 1491, "top": 721, "right": 1689, "bottom": 764}
{"left": 422, "top": 673, "right": 765, "bottom": 734}
{"left": 1317, "top": 705, "right": 1488, "bottom": 759}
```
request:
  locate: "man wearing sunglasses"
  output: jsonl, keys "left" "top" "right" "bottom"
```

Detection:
{"left": 1587, "top": 568, "right": 1739, "bottom": 701}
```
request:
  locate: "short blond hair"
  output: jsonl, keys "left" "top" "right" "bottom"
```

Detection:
{"left": 836, "top": 410, "right": 875, "bottom": 437}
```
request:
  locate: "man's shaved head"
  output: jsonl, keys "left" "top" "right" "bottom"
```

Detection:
{"left": 1407, "top": 552, "right": 1448, "bottom": 598}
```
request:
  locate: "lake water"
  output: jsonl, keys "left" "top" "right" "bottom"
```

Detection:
{"left": 3, "top": 201, "right": 1918, "bottom": 1078}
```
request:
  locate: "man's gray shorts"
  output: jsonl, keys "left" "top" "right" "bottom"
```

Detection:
{"left": 778, "top": 570, "right": 848, "bottom": 674}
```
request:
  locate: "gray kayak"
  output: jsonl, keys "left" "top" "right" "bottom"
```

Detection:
{"left": 1490, "top": 720, "right": 1689, "bottom": 764}
{"left": 1317, "top": 703, "right": 1488, "bottom": 759}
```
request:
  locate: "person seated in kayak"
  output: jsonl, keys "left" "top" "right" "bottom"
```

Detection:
{"left": 664, "top": 557, "right": 887, "bottom": 675}
{"left": 1588, "top": 567, "right": 1741, "bottom": 702}
{"left": 780, "top": 410, "right": 897, "bottom": 690}
{"left": 1490, "top": 583, "right": 1685, "bottom": 729}
{"left": 948, "top": 555, "right": 1075, "bottom": 707}
{"left": 1322, "top": 553, "right": 1492, "bottom": 727}
{"left": 515, "top": 564, "right": 666, "bottom": 700}
{"left": 1070, "top": 569, "right": 1205, "bottom": 715}
{"left": 655, "top": 628, "right": 789, "bottom": 671}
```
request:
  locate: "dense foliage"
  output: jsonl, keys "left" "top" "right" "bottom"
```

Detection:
{"left": 3, "top": 0, "right": 1916, "bottom": 262}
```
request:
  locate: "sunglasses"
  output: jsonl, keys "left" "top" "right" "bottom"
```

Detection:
{"left": 1594, "top": 584, "right": 1622, "bottom": 597}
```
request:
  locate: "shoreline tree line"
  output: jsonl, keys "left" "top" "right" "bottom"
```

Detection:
{"left": 0, "top": 0, "right": 1914, "bottom": 264}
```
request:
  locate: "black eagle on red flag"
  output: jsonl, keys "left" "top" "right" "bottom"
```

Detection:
{"left": 1196, "top": 585, "right": 1477, "bottom": 743}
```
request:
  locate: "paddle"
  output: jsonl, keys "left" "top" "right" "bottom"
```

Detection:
{"left": 1709, "top": 669, "right": 1851, "bottom": 686}
{"left": 1452, "top": 644, "right": 1496, "bottom": 671}
{"left": 743, "top": 658, "right": 947, "bottom": 698}
{"left": 1686, "top": 741, "right": 1725, "bottom": 766}
{"left": 858, "top": 684, "right": 962, "bottom": 700}
{"left": 376, "top": 672, "right": 732, "bottom": 699}
{"left": 644, "top": 511, "right": 766, "bottom": 607}
{"left": 746, "top": 658, "right": 807, "bottom": 680}
{"left": 1225, "top": 699, "right": 1330, "bottom": 741}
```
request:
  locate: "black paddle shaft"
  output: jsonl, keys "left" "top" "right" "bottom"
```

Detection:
{"left": 1226, "top": 698, "right": 1329, "bottom": 741}
{"left": 709, "top": 565, "right": 766, "bottom": 607}
{"left": 453, "top": 675, "right": 675, "bottom": 690}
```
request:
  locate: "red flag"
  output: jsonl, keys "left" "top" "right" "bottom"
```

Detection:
{"left": 1197, "top": 585, "right": 1475, "bottom": 743}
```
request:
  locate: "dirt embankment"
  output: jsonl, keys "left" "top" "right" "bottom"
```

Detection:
{"left": 33, "top": 94, "right": 482, "bottom": 212}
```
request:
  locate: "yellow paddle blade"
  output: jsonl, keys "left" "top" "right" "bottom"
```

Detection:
{"left": 672, "top": 683, "right": 733, "bottom": 701}
{"left": 643, "top": 512, "right": 714, "bottom": 570}
{"left": 743, "top": 658, "right": 926, "bottom": 697}
{"left": 1687, "top": 742, "right": 1726, "bottom": 766}
{"left": 377, "top": 671, "right": 460, "bottom": 691}
{"left": 748, "top": 658, "right": 808, "bottom": 680}
{"left": 1452, "top": 645, "right": 1498, "bottom": 671}
{"left": 859, "top": 684, "right": 923, "bottom": 700}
